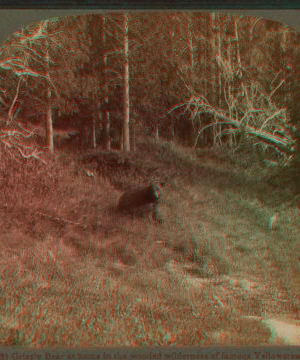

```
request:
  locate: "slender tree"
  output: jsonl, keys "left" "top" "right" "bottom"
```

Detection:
{"left": 122, "top": 12, "right": 130, "bottom": 152}
{"left": 44, "top": 26, "right": 54, "bottom": 154}
{"left": 101, "top": 15, "right": 111, "bottom": 151}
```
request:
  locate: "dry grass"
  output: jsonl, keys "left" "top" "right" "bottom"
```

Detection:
{"left": 0, "top": 137, "right": 299, "bottom": 347}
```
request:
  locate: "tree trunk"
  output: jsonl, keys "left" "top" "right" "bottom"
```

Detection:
{"left": 45, "top": 87, "right": 54, "bottom": 153}
{"left": 217, "top": 15, "right": 222, "bottom": 107}
{"left": 101, "top": 14, "right": 111, "bottom": 151}
{"left": 122, "top": 13, "right": 130, "bottom": 152}
{"left": 132, "top": 118, "right": 136, "bottom": 151}
{"left": 120, "top": 124, "right": 124, "bottom": 151}
{"left": 155, "top": 122, "right": 159, "bottom": 140}
{"left": 45, "top": 36, "right": 54, "bottom": 154}
{"left": 187, "top": 13, "right": 196, "bottom": 146}
{"left": 92, "top": 117, "right": 96, "bottom": 149}
{"left": 187, "top": 14, "right": 194, "bottom": 72}
{"left": 104, "top": 109, "right": 110, "bottom": 151}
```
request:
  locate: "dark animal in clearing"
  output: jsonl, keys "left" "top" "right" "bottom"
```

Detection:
{"left": 118, "top": 182, "right": 165, "bottom": 222}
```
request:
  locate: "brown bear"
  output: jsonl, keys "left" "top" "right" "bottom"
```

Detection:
{"left": 118, "top": 182, "right": 165, "bottom": 222}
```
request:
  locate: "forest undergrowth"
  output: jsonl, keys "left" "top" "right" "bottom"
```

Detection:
{"left": 0, "top": 137, "right": 299, "bottom": 347}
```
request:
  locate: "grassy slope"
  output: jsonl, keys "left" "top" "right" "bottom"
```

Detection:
{"left": 0, "top": 137, "right": 299, "bottom": 347}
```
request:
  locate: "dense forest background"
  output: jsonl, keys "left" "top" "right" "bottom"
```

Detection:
{"left": 0, "top": 12, "right": 300, "bottom": 177}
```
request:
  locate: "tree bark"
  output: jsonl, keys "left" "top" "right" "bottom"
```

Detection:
{"left": 45, "top": 37, "right": 54, "bottom": 154}
{"left": 92, "top": 117, "right": 96, "bottom": 149}
{"left": 101, "top": 15, "right": 111, "bottom": 151}
{"left": 155, "top": 121, "right": 159, "bottom": 140}
{"left": 104, "top": 109, "right": 111, "bottom": 151}
{"left": 122, "top": 12, "right": 130, "bottom": 152}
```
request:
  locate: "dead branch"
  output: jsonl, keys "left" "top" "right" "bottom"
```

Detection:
{"left": 269, "top": 78, "right": 285, "bottom": 100}
{"left": 0, "top": 123, "right": 46, "bottom": 164}
{"left": 8, "top": 77, "right": 22, "bottom": 122}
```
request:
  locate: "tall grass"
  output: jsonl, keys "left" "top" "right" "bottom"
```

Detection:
{"left": 0, "top": 138, "right": 298, "bottom": 347}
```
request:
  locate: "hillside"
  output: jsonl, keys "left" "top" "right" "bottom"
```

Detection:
{"left": 0, "top": 137, "right": 299, "bottom": 347}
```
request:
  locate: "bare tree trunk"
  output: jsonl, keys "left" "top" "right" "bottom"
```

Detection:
{"left": 45, "top": 37, "right": 54, "bottom": 154}
{"left": 45, "top": 88, "right": 54, "bottom": 153}
{"left": 104, "top": 109, "right": 110, "bottom": 151}
{"left": 122, "top": 13, "right": 130, "bottom": 152}
{"left": 204, "top": 14, "right": 207, "bottom": 98}
{"left": 132, "top": 118, "right": 136, "bottom": 151}
{"left": 155, "top": 122, "right": 159, "bottom": 140}
{"left": 187, "top": 14, "right": 194, "bottom": 72}
{"left": 168, "top": 16, "right": 176, "bottom": 142}
{"left": 212, "top": 13, "right": 222, "bottom": 146}
{"left": 92, "top": 117, "right": 96, "bottom": 149}
{"left": 120, "top": 124, "right": 124, "bottom": 151}
{"left": 218, "top": 18, "right": 222, "bottom": 108}
{"left": 187, "top": 13, "right": 196, "bottom": 146}
{"left": 100, "top": 15, "right": 111, "bottom": 151}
